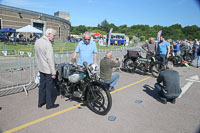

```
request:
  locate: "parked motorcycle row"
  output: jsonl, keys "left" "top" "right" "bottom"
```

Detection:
{"left": 55, "top": 49, "right": 165, "bottom": 115}
{"left": 123, "top": 44, "right": 196, "bottom": 77}
{"left": 168, "top": 45, "right": 194, "bottom": 67}
{"left": 54, "top": 45, "right": 195, "bottom": 115}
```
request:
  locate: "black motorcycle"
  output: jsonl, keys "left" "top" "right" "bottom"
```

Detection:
{"left": 56, "top": 62, "right": 112, "bottom": 115}
{"left": 168, "top": 51, "right": 183, "bottom": 67}
{"left": 123, "top": 50, "right": 163, "bottom": 78}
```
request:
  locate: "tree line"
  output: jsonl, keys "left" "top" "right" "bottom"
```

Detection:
{"left": 71, "top": 19, "right": 200, "bottom": 41}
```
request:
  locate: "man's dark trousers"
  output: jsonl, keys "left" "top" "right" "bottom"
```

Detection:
{"left": 39, "top": 72, "right": 57, "bottom": 108}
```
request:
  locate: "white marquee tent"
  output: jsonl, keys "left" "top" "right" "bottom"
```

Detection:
{"left": 16, "top": 25, "right": 42, "bottom": 33}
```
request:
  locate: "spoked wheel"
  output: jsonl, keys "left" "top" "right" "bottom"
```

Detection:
{"left": 151, "top": 61, "right": 164, "bottom": 78}
{"left": 168, "top": 56, "right": 176, "bottom": 65}
{"left": 124, "top": 58, "right": 137, "bottom": 72}
{"left": 176, "top": 56, "right": 183, "bottom": 66}
{"left": 87, "top": 82, "right": 112, "bottom": 115}
{"left": 185, "top": 55, "right": 193, "bottom": 64}
{"left": 169, "top": 56, "right": 183, "bottom": 66}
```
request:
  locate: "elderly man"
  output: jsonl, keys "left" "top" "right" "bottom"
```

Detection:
{"left": 100, "top": 51, "right": 121, "bottom": 91}
{"left": 35, "top": 28, "right": 59, "bottom": 109}
{"left": 142, "top": 37, "right": 156, "bottom": 59}
{"left": 71, "top": 31, "right": 97, "bottom": 66}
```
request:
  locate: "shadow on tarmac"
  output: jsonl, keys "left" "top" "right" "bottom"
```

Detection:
{"left": 142, "top": 84, "right": 159, "bottom": 101}
{"left": 196, "top": 125, "right": 200, "bottom": 133}
{"left": 120, "top": 68, "right": 152, "bottom": 77}
{"left": 0, "top": 83, "right": 38, "bottom": 97}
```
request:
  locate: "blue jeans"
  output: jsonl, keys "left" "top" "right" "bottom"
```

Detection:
{"left": 104, "top": 74, "right": 120, "bottom": 87}
{"left": 154, "top": 83, "right": 167, "bottom": 101}
{"left": 194, "top": 50, "right": 197, "bottom": 60}
{"left": 197, "top": 56, "right": 200, "bottom": 67}
{"left": 158, "top": 54, "right": 167, "bottom": 66}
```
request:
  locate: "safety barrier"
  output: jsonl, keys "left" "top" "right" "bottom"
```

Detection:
{"left": 0, "top": 46, "right": 138, "bottom": 97}
{"left": 0, "top": 49, "right": 17, "bottom": 56}
{"left": 0, "top": 55, "right": 37, "bottom": 96}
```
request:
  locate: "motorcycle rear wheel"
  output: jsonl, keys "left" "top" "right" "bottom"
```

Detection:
{"left": 87, "top": 82, "right": 112, "bottom": 115}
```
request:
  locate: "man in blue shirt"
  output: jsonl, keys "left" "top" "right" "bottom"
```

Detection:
{"left": 157, "top": 35, "right": 170, "bottom": 69}
{"left": 172, "top": 41, "right": 180, "bottom": 56}
{"left": 72, "top": 32, "right": 97, "bottom": 66}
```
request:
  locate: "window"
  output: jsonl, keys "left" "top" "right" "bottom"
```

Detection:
{"left": 0, "top": 18, "right": 2, "bottom": 29}
{"left": 58, "top": 26, "right": 61, "bottom": 39}
{"left": 33, "top": 22, "right": 44, "bottom": 37}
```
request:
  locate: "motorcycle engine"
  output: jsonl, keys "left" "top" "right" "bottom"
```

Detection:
{"left": 73, "top": 85, "right": 83, "bottom": 98}
{"left": 139, "top": 63, "right": 146, "bottom": 72}
{"left": 59, "top": 81, "right": 71, "bottom": 97}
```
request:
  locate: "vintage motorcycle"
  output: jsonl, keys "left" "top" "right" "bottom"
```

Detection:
{"left": 123, "top": 50, "right": 164, "bottom": 78}
{"left": 55, "top": 62, "right": 112, "bottom": 115}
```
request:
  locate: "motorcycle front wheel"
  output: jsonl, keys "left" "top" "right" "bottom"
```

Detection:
{"left": 124, "top": 58, "right": 137, "bottom": 72}
{"left": 86, "top": 82, "right": 112, "bottom": 115}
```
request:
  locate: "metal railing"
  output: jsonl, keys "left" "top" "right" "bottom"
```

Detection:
{"left": 0, "top": 46, "right": 139, "bottom": 97}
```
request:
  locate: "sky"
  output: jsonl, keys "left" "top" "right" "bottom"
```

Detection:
{"left": 1, "top": 0, "right": 200, "bottom": 27}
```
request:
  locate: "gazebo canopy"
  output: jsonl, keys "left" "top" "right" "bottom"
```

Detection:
{"left": 92, "top": 32, "right": 103, "bottom": 37}
{"left": 16, "top": 25, "right": 42, "bottom": 33}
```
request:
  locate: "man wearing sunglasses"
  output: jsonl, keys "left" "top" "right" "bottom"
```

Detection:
{"left": 72, "top": 31, "right": 97, "bottom": 66}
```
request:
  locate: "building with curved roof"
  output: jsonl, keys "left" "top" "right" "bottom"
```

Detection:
{"left": 0, "top": 4, "right": 71, "bottom": 41}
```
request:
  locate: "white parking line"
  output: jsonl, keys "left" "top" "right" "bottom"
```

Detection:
{"left": 178, "top": 81, "right": 194, "bottom": 98}
{"left": 178, "top": 75, "right": 199, "bottom": 98}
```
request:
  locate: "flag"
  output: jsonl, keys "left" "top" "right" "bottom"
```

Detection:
{"left": 157, "top": 30, "right": 162, "bottom": 42}
{"left": 108, "top": 28, "right": 113, "bottom": 47}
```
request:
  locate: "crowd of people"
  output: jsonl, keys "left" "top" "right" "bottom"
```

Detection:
{"left": 16, "top": 32, "right": 40, "bottom": 43}
{"left": 142, "top": 36, "right": 200, "bottom": 68}
{"left": 34, "top": 28, "right": 199, "bottom": 109}
{"left": 142, "top": 36, "right": 199, "bottom": 103}
{"left": 3, "top": 32, "right": 40, "bottom": 44}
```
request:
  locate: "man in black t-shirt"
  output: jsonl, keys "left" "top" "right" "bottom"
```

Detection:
{"left": 154, "top": 61, "right": 182, "bottom": 104}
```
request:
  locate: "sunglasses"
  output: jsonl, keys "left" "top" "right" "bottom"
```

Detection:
{"left": 85, "top": 39, "right": 90, "bottom": 41}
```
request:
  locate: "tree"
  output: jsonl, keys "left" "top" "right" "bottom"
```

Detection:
{"left": 99, "top": 19, "right": 110, "bottom": 33}
{"left": 194, "top": 31, "right": 200, "bottom": 40}
{"left": 182, "top": 25, "right": 200, "bottom": 40}
{"left": 71, "top": 25, "right": 88, "bottom": 35}
{"left": 71, "top": 21, "right": 200, "bottom": 41}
